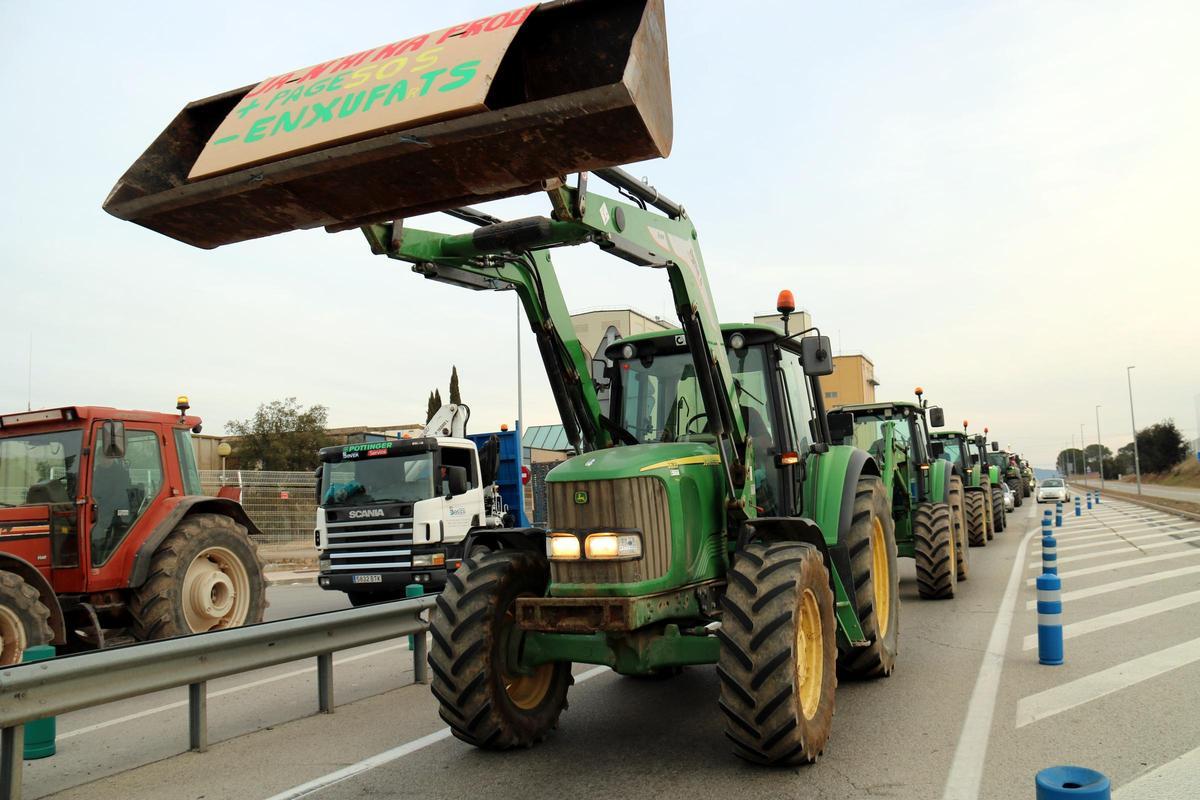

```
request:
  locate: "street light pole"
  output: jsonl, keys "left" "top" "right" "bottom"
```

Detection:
{"left": 1127, "top": 366, "right": 1142, "bottom": 495}
{"left": 1095, "top": 405, "right": 1104, "bottom": 491}
{"left": 1081, "top": 422, "right": 1088, "bottom": 487}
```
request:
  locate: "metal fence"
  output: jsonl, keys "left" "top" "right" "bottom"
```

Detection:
{"left": 0, "top": 595, "right": 436, "bottom": 799}
{"left": 200, "top": 470, "right": 315, "bottom": 544}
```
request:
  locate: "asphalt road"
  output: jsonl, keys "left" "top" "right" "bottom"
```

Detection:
{"left": 27, "top": 497, "right": 1200, "bottom": 799}
{"left": 1085, "top": 480, "right": 1200, "bottom": 505}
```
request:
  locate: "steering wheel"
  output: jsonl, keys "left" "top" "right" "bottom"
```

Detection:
{"left": 684, "top": 412, "right": 709, "bottom": 435}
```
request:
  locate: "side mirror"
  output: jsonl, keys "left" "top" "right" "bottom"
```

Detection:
{"left": 314, "top": 465, "right": 323, "bottom": 502}
{"left": 929, "top": 440, "right": 945, "bottom": 458}
{"left": 100, "top": 420, "right": 126, "bottom": 459}
{"left": 991, "top": 441, "right": 999, "bottom": 452}
{"left": 827, "top": 410, "right": 854, "bottom": 443}
{"left": 928, "top": 407, "right": 945, "bottom": 428}
{"left": 970, "top": 453, "right": 980, "bottom": 465}
{"left": 801, "top": 335, "right": 834, "bottom": 377}
{"left": 973, "top": 434, "right": 986, "bottom": 447}
{"left": 590, "top": 357, "right": 610, "bottom": 387}
{"left": 445, "top": 465, "right": 469, "bottom": 497}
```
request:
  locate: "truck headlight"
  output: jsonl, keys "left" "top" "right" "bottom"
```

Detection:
{"left": 546, "top": 533, "right": 581, "bottom": 560}
{"left": 585, "top": 533, "right": 642, "bottom": 559}
{"left": 412, "top": 553, "right": 446, "bottom": 568}
{"left": 318, "top": 556, "right": 331, "bottom": 572}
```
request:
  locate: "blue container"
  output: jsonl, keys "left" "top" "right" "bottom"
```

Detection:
{"left": 1035, "top": 765, "right": 1110, "bottom": 799}
{"left": 22, "top": 644, "right": 56, "bottom": 759}
{"left": 467, "top": 425, "right": 528, "bottom": 527}
{"left": 1036, "top": 574, "right": 1064, "bottom": 665}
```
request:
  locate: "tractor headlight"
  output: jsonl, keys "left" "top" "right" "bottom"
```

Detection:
{"left": 584, "top": 532, "right": 642, "bottom": 560}
{"left": 546, "top": 533, "right": 581, "bottom": 560}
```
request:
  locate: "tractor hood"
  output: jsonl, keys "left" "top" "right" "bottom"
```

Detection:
{"left": 546, "top": 442, "right": 720, "bottom": 484}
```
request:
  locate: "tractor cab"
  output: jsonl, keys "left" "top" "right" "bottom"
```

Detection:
{"left": 602, "top": 323, "right": 828, "bottom": 518}
{"left": 828, "top": 399, "right": 945, "bottom": 505}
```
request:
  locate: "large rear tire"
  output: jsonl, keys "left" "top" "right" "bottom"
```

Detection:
{"left": 129, "top": 513, "right": 266, "bottom": 640}
{"left": 836, "top": 476, "right": 900, "bottom": 680}
{"left": 718, "top": 542, "right": 837, "bottom": 766}
{"left": 428, "top": 551, "right": 572, "bottom": 749}
{"left": 914, "top": 503, "right": 956, "bottom": 599}
{"left": 0, "top": 572, "right": 53, "bottom": 666}
{"left": 991, "top": 487, "right": 1006, "bottom": 533}
{"left": 948, "top": 476, "right": 969, "bottom": 581}
{"left": 965, "top": 490, "right": 987, "bottom": 548}
{"left": 1008, "top": 479, "right": 1023, "bottom": 507}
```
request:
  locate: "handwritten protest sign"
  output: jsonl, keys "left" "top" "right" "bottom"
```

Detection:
{"left": 189, "top": 4, "right": 537, "bottom": 180}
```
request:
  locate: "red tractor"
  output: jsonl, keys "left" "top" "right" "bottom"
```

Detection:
{"left": 0, "top": 398, "right": 266, "bottom": 664}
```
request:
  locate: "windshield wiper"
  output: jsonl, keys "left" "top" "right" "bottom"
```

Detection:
{"left": 0, "top": 501, "right": 15, "bottom": 508}
{"left": 733, "top": 378, "right": 763, "bottom": 405}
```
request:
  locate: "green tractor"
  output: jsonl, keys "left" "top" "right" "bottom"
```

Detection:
{"left": 930, "top": 422, "right": 1002, "bottom": 546}
{"left": 106, "top": 0, "right": 904, "bottom": 766}
{"left": 827, "top": 390, "right": 967, "bottom": 598}
{"left": 987, "top": 443, "right": 1024, "bottom": 508}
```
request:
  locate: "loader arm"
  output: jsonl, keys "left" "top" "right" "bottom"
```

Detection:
{"left": 362, "top": 168, "right": 752, "bottom": 516}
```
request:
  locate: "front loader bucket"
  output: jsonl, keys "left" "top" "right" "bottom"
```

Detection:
{"left": 102, "top": 0, "right": 671, "bottom": 249}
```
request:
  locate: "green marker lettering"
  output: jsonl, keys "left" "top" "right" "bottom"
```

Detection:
{"left": 439, "top": 60, "right": 480, "bottom": 93}
{"left": 327, "top": 72, "right": 347, "bottom": 92}
{"left": 264, "top": 89, "right": 291, "bottom": 112}
{"left": 235, "top": 98, "right": 260, "bottom": 119}
{"left": 303, "top": 96, "right": 343, "bottom": 127}
{"left": 417, "top": 68, "right": 447, "bottom": 96}
{"left": 384, "top": 80, "right": 409, "bottom": 105}
{"left": 244, "top": 115, "right": 276, "bottom": 143}
{"left": 272, "top": 108, "right": 308, "bottom": 135}
{"left": 279, "top": 87, "right": 304, "bottom": 106}
{"left": 363, "top": 82, "right": 391, "bottom": 112}
{"left": 338, "top": 91, "right": 365, "bottom": 118}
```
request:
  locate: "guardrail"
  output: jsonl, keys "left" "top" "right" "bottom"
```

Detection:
{"left": 0, "top": 595, "right": 437, "bottom": 800}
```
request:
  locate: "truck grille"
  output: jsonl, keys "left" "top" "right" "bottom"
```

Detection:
{"left": 547, "top": 476, "right": 670, "bottom": 585}
{"left": 324, "top": 505, "right": 414, "bottom": 572}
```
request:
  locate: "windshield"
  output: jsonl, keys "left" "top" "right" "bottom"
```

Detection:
{"left": 0, "top": 429, "right": 83, "bottom": 507}
{"left": 321, "top": 451, "right": 435, "bottom": 507}
{"left": 1042, "top": 478, "right": 1064, "bottom": 487}
{"left": 838, "top": 411, "right": 912, "bottom": 457}
{"left": 937, "top": 439, "right": 964, "bottom": 467}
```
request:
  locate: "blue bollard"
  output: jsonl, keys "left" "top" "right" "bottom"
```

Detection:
{"left": 1035, "top": 765, "right": 1110, "bottom": 799}
{"left": 1095, "top": 491, "right": 1101, "bottom": 505}
{"left": 22, "top": 645, "right": 56, "bottom": 759}
{"left": 1041, "top": 514, "right": 1052, "bottom": 541}
{"left": 1055, "top": 501, "right": 1063, "bottom": 527}
{"left": 1041, "top": 534, "right": 1057, "bottom": 575}
{"left": 405, "top": 583, "right": 425, "bottom": 650}
{"left": 1037, "top": 574, "right": 1064, "bottom": 665}
{"left": 1086, "top": 492, "right": 1093, "bottom": 510}
{"left": 1074, "top": 496, "right": 1081, "bottom": 517}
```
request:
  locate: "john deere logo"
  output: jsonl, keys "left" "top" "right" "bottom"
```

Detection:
{"left": 574, "top": 490, "right": 588, "bottom": 505}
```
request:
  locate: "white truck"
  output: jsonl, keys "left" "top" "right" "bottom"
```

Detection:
{"left": 313, "top": 405, "right": 527, "bottom": 604}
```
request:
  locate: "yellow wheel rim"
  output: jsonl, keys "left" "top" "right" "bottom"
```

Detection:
{"left": 500, "top": 595, "right": 553, "bottom": 710}
{"left": 871, "top": 517, "right": 891, "bottom": 637}
{"left": 795, "top": 587, "right": 824, "bottom": 720}
{"left": 182, "top": 546, "right": 252, "bottom": 632}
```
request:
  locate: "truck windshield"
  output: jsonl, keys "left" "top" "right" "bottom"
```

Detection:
{"left": 321, "top": 452, "right": 435, "bottom": 507}
{"left": 0, "top": 429, "right": 84, "bottom": 507}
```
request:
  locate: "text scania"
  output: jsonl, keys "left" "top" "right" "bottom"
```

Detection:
{"left": 348, "top": 509, "right": 387, "bottom": 519}
{"left": 215, "top": 60, "right": 481, "bottom": 148}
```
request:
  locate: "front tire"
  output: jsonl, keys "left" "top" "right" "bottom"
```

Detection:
{"left": 428, "top": 551, "right": 572, "bottom": 749}
{"left": 0, "top": 573, "right": 53, "bottom": 666}
{"left": 718, "top": 542, "right": 836, "bottom": 766}
{"left": 129, "top": 513, "right": 266, "bottom": 640}
{"left": 914, "top": 503, "right": 956, "bottom": 599}
{"left": 948, "top": 476, "right": 969, "bottom": 581}
{"left": 837, "top": 477, "right": 900, "bottom": 680}
{"left": 1008, "top": 479, "right": 1023, "bottom": 507}
{"left": 991, "top": 487, "right": 1006, "bottom": 532}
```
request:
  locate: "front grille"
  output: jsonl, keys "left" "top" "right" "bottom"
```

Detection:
{"left": 547, "top": 476, "right": 671, "bottom": 585}
{"left": 324, "top": 507, "right": 415, "bottom": 572}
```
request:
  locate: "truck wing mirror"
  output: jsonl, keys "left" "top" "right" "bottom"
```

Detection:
{"left": 445, "top": 466, "right": 469, "bottom": 497}
{"left": 100, "top": 420, "right": 126, "bottom": 459}
{"left": 827, "top": 411, "right": 854, "bottom": 443}
{"left": 801, "top": 335, "right": 834, "bottom": 377}
{"left": 314, "top": 465, "right": 323, "bottom": 502}
{"left": 973, "top": 434, "right": 986, "bottom": 447}
{"left": 590, "top": 357, "right": 610, "bottom": 387}
{"left": 928, "top": 407, "right": 945, "bottom": 428}
{"left": 991, "top": 441, "right": 999, "bottom": 451}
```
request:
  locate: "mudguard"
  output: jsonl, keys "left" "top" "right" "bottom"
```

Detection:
{"left": 928, "top": 459, "right": 953, "bottom": 505}
{"left": 462, "top": 527, "right": 546, "bottom": 556}
{"left": 129, "top": 496, "right": 265, "bottom": 588}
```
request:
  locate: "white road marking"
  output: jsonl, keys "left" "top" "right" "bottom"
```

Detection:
{"left": 59, "top": 643, "right": 410, "bottom": 739}
{"left": 1026, "top": 546, "right": 1200, "bottom": 586}
{"left": 263, "top": 665, "right": 612, "bottom": 800}
{"left": 1042, "top": 519, "right": 1191, "bottom": 539}
{"left": 1027, "top": 532, "right": 1200, "bottom": 568}
{"left": 1015, "top": 636, "right": 1200, "bottom": 728}
{"left": 1031, "top": 523, "right": 1198, "bottom": 551}
{"left": 1026, "top": 562, "right": 1200, "bottom": 609}
{"left": 1113, "top": 743, "right": 1200, "bottom": 798}
{"left": 940, "top": 523, "right": 1040, "bottom": 800}
{"left": 1021, "top": 589, "right": 1200, "bottom": 650}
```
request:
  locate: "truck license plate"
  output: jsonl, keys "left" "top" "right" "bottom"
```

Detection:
{"left": 352, "top": 574, "right": 383, "bottom": 584}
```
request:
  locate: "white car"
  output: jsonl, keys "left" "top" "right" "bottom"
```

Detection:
{"left": 1036, "top": 477, "right": 1071, "bottom": 504}
{"left": 1003, "top": 482, "right": 1016, "bottom": 512}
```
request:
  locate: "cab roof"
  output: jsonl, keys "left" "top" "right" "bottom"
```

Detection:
{"left": 616, "top": 322, "right": 785, "bottom": 346}
{"left": 0, "top": 405, "right": 200, "bottom": 430}
{"left": 835, "top": 400, "right": 922, "bottom": 413}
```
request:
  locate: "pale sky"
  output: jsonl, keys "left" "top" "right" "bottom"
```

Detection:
{"left": 1, "top": 1, "right": 1197, "bottom": 468}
